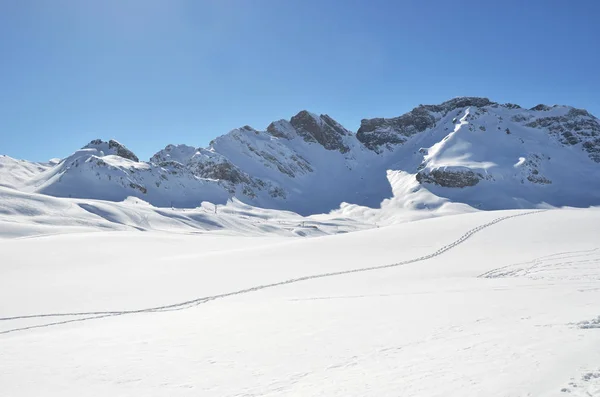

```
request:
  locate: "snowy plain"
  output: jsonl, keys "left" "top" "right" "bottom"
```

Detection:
{"left": 1, "top": 207, "right": 600, "bottom": 396}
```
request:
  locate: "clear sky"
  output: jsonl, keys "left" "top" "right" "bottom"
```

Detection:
{"left": 1, "top": 0, "right": 599, "bottom": 162}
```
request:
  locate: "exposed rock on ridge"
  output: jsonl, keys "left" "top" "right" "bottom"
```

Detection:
{"left": 84, "top": 139, "right": 139, "bottom": 162}
{"left": 356, "top": 97, "right": 496, "bottom": 152}
{"left": 289, "top": 111, "right": 351, "bottom": 153}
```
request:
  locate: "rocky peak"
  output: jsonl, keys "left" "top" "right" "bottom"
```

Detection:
{"left": 567, "top": 108, "right": 592, "bottom": 118}
{"left": 530, "top": 104, "right": 553, "bottom": 111}
{"left": 357, "top": 107, "right": 436, "bottom": 153}
{"left": 188, "top": 150, "right": 251, "bottom": 185}
{"left": 503, "top": 103, "right": 522, "bottom": 109}
{"left": 420, "top": 97, "right": 495, "bottom": 114}
{"left": 267, "top": 120, "right": 296, "bottom": 139}
{"left": 150, "top": 144, "right": 198, "bottom": 166}
{"left": 522, "top": 107, "right": 600, "bottom": 162}
{"left": 354, "top": 97, "right": 600, "bottom": 157}
{"left": 239, "top": 125, "right": 259, "bottom": 134}
{"left": 83, "top": 139, "right": 139, "bottom": 162}
{"left": 289, "top": 111, "right": 351, "bottom": 153}
{"left": 357, "top": 97, "right": 497, "bottom": 153}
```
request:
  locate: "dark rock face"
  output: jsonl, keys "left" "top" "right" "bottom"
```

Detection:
{"left": 290, "top": 111, "right": 350, "bottom": 153}
{"left": 149, "top": 144, "right": 199, "bottom": 167}
{"left": 357, "top": 97, "right": 496, "bottom": 153}
{"left": 266, "top": 121, "right": 291, "bottom": 138}
{"left": 240, "top": 125, "right": 259, "bottom": 134}
{"left": 531, "top": 104, "right": 552, "bottom": 111}
{"left": 419, "top": 97, "right": 494, "bottom": 114}
{"left": 504, "top": 103, "right": 522, "bottom": 109}
{"left": 527, "top": 174, "right": 552, "bottom": 184}
{"left": 416, "top": 168, "right": 482, "bottom": 188}
{"left": 357, "top": 107, "right": 436, "bottom": 152}
{"left": 511, "top": 114, "right": 533, "bottom": 123}
{"left": 108, "top": 140, "right": 139, "bottom": 162}
{"left": 189, "top": 160, "right": 250, "bottom": 185}
{"left": 524, "top": 108, "right": 600, "bottom": 162}
{"left": 583, "top": 141, "right": 600, "bottom": 163}
{"left": 521, "top": 154, "right": 552, "bottom": 184}
{"left": 129, "top": 182, "right": 147, "bottom": 194}
{"left": 86, "top": 139, "right": 139, "bottom": 162}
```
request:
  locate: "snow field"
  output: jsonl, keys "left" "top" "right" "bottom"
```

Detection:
{"left": 1, "top": 208, "right": 599, "bottom": 396}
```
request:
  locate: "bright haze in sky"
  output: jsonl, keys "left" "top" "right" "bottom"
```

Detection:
{"left": 1, "top": 0, "right": 599, "bottom": 161}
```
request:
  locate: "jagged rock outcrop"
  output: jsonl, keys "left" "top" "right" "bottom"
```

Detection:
{"left": 504, "top": 103, "right": 522, "bottom": 109}
{"left": 289, "top": 111, "right": 351, "bottom": 153}
{"left": 188, "top": 151, "right": 252, "bottom": 185}
{"left": 357, "top": 97, "right": 496, "bottom": 153}
{"left": 84, "top": 139, "right": 139, "bottom": 162}
{"left": 266, "top": 120, "right": 296, "bottom": 139}
{"left": 357, "top": 107, "right": 435, "bottom": 152}
{"left": 419, "top": 97, "right": 494, "bottom": 114}
{"left": 523, "top": 108, "right": 600, "bottom": 162}
{"left": 416, "top": 168, "right": 482, "bottom": 188}
{"left": 531, "top": 104, "right": 553, "bottom": 111}
{"left": 150, "top": 144, "right": 198, "bottom": 166}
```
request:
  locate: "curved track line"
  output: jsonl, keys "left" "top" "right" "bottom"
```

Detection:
{"left": 0, "top": 210, "right": 544, "bottom": 335}
{"left": 477, "top": 247, "right": 600, "bottom": 278}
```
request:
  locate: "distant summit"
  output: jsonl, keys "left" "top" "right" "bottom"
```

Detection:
{"left": 83, "top": 139, "right": 139, "bottom": 162}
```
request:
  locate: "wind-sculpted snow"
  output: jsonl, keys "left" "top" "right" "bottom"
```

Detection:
{"left": 0, "top": 210, "right": 542, "bottom": 335}
{"left": 0, "top": 186, "right": 371, "bottom": 238}
{"left": 0, "top": 155, "right": 54, "bottom": 189}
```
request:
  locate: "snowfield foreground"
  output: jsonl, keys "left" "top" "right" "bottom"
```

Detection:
{"left": 1, "top": 208, "right": 600, "bottom": 396}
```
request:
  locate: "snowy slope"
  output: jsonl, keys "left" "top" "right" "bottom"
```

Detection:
{"left": 0, "top": 186, "right": 370, "bottom": 238}
{"left": 1, "top": 208, "right": 600, "bottom": 396}
{"left": 410, "top": 104, "right": 600, "bottom": 208}
{"left": 0, "top": 155, "right": 55, "bottom": 189}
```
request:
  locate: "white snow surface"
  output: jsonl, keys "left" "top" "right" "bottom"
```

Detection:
{"left": 1, "top": 208, "right": 600, "bottom": 396}
{"left": 0, "top": 155, "right": 54, "bottom": 189}
{"left": 0, "top": 186, "right": 370, "bottom": 239}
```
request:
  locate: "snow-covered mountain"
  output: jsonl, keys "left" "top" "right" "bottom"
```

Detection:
{"left": 3, "top": 97, "right": 600, "bottom": 214}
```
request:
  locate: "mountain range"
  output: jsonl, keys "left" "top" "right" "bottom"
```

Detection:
{"left": 2, "top": 97, "right": 600, "bottom": 215}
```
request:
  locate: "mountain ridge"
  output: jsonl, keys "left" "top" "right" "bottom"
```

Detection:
{"left": 2, "top": 97, "right": 600, "bottom": 215}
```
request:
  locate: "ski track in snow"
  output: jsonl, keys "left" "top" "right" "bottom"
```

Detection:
{"left": 478, "top": 248, "right": 600, "bottom": 280}
{"left": 0, "top": 210, "right": 545, "bottom": 335}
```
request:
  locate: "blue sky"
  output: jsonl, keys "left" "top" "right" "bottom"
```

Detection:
{"left": 1, "top": 0, "right": 599, "bottom": 161}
